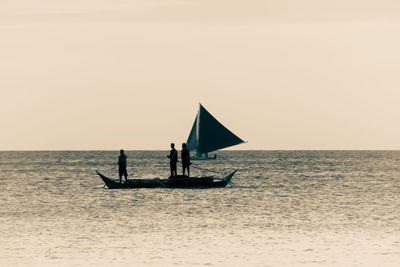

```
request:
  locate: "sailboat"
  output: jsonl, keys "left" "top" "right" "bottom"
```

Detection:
{"left": 186, "top": 104, "right": 245, "bottom": 160}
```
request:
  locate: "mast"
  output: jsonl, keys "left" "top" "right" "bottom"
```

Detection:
{"left": 196, "top": 105, "right": 200, "bottom": 147}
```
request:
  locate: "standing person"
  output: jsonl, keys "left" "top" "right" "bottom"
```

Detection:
{"left": 118, "top": 149, "right": 128, "bottom": 183}
{"left": 167, "top": 143, "right": 178, "bottom": 177}
{"left": 181, "top": 143, "right": 190, "bottom": 177}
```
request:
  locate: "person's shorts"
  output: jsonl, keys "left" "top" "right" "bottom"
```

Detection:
{"left": 170, "top": 162, "right": 177, "bottom": 170}
{"left": 182, "top": 162, "right": 190, "bottom": 168}
{"left": 119, "top": 167, "right": 128, "bottom": 177}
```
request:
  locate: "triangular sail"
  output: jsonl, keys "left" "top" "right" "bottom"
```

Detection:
{"left": 186, "top": 115, "right": 198, "bottom": 151}
{"left": 186, "top": 104, "right": 244, "bottom": 154}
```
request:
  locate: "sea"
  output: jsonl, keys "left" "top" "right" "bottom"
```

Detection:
{"left": 0, "top": 151, "right": 399, "bottom": 266}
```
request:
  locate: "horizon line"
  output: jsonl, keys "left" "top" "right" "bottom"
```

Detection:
{"left": 1, "top": 149, "right": 400, "bottom": 152}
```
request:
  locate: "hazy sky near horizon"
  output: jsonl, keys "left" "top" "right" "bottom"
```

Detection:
{"left": 1, "top": 1, "right": 400, "bottom": 150}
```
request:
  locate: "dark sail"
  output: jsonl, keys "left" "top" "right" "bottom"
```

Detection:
{"left": 186, "top": 115, "right": 198, "bottom": 151}
{"left": 186, "top": 104, "right": 244, "bottom": 153}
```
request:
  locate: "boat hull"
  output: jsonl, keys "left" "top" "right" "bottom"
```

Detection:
{"left": 96, "top": 170, "right": 236, "bottom": 189}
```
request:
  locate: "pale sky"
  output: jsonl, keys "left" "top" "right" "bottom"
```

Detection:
{"left": 1, "top": 1, "right": 400, "bottom": 150}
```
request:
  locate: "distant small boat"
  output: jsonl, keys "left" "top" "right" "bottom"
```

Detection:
{"left": 187, "top": 104, "right": 245, "bottom": 160}
{"left": 96, "top": 170, "right": 237, "bottom": 189}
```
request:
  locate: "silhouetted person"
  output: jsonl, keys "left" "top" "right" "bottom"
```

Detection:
{"left": 118, "top": 149, "right": 127, "bottom": 183}
{"left": 167, "top": 143, "right": 178, "bottom": 177}
{"left": 181, "top": 143, "right": 190, "bottom": 177}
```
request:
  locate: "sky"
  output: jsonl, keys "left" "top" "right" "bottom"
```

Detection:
{"left": 1, "top": 0, "right": 400, "bottom": 150}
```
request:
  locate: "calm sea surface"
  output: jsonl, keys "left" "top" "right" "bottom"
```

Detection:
{"left": 0, "top": 151, "right": 399, "bottom": 266}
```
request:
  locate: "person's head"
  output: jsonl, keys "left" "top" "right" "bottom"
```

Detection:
{"left": 120, "top": 149, "right": 124, "bottom": 155}
{"left": 170, "top": 143, "right": 175, "bottom": 148}
{"left": 182, "top": 143, "right": 187, "bottom": 148}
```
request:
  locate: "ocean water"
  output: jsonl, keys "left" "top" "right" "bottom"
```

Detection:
{"left": 0, "top": 151, "right": 399, "bottom": 266}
